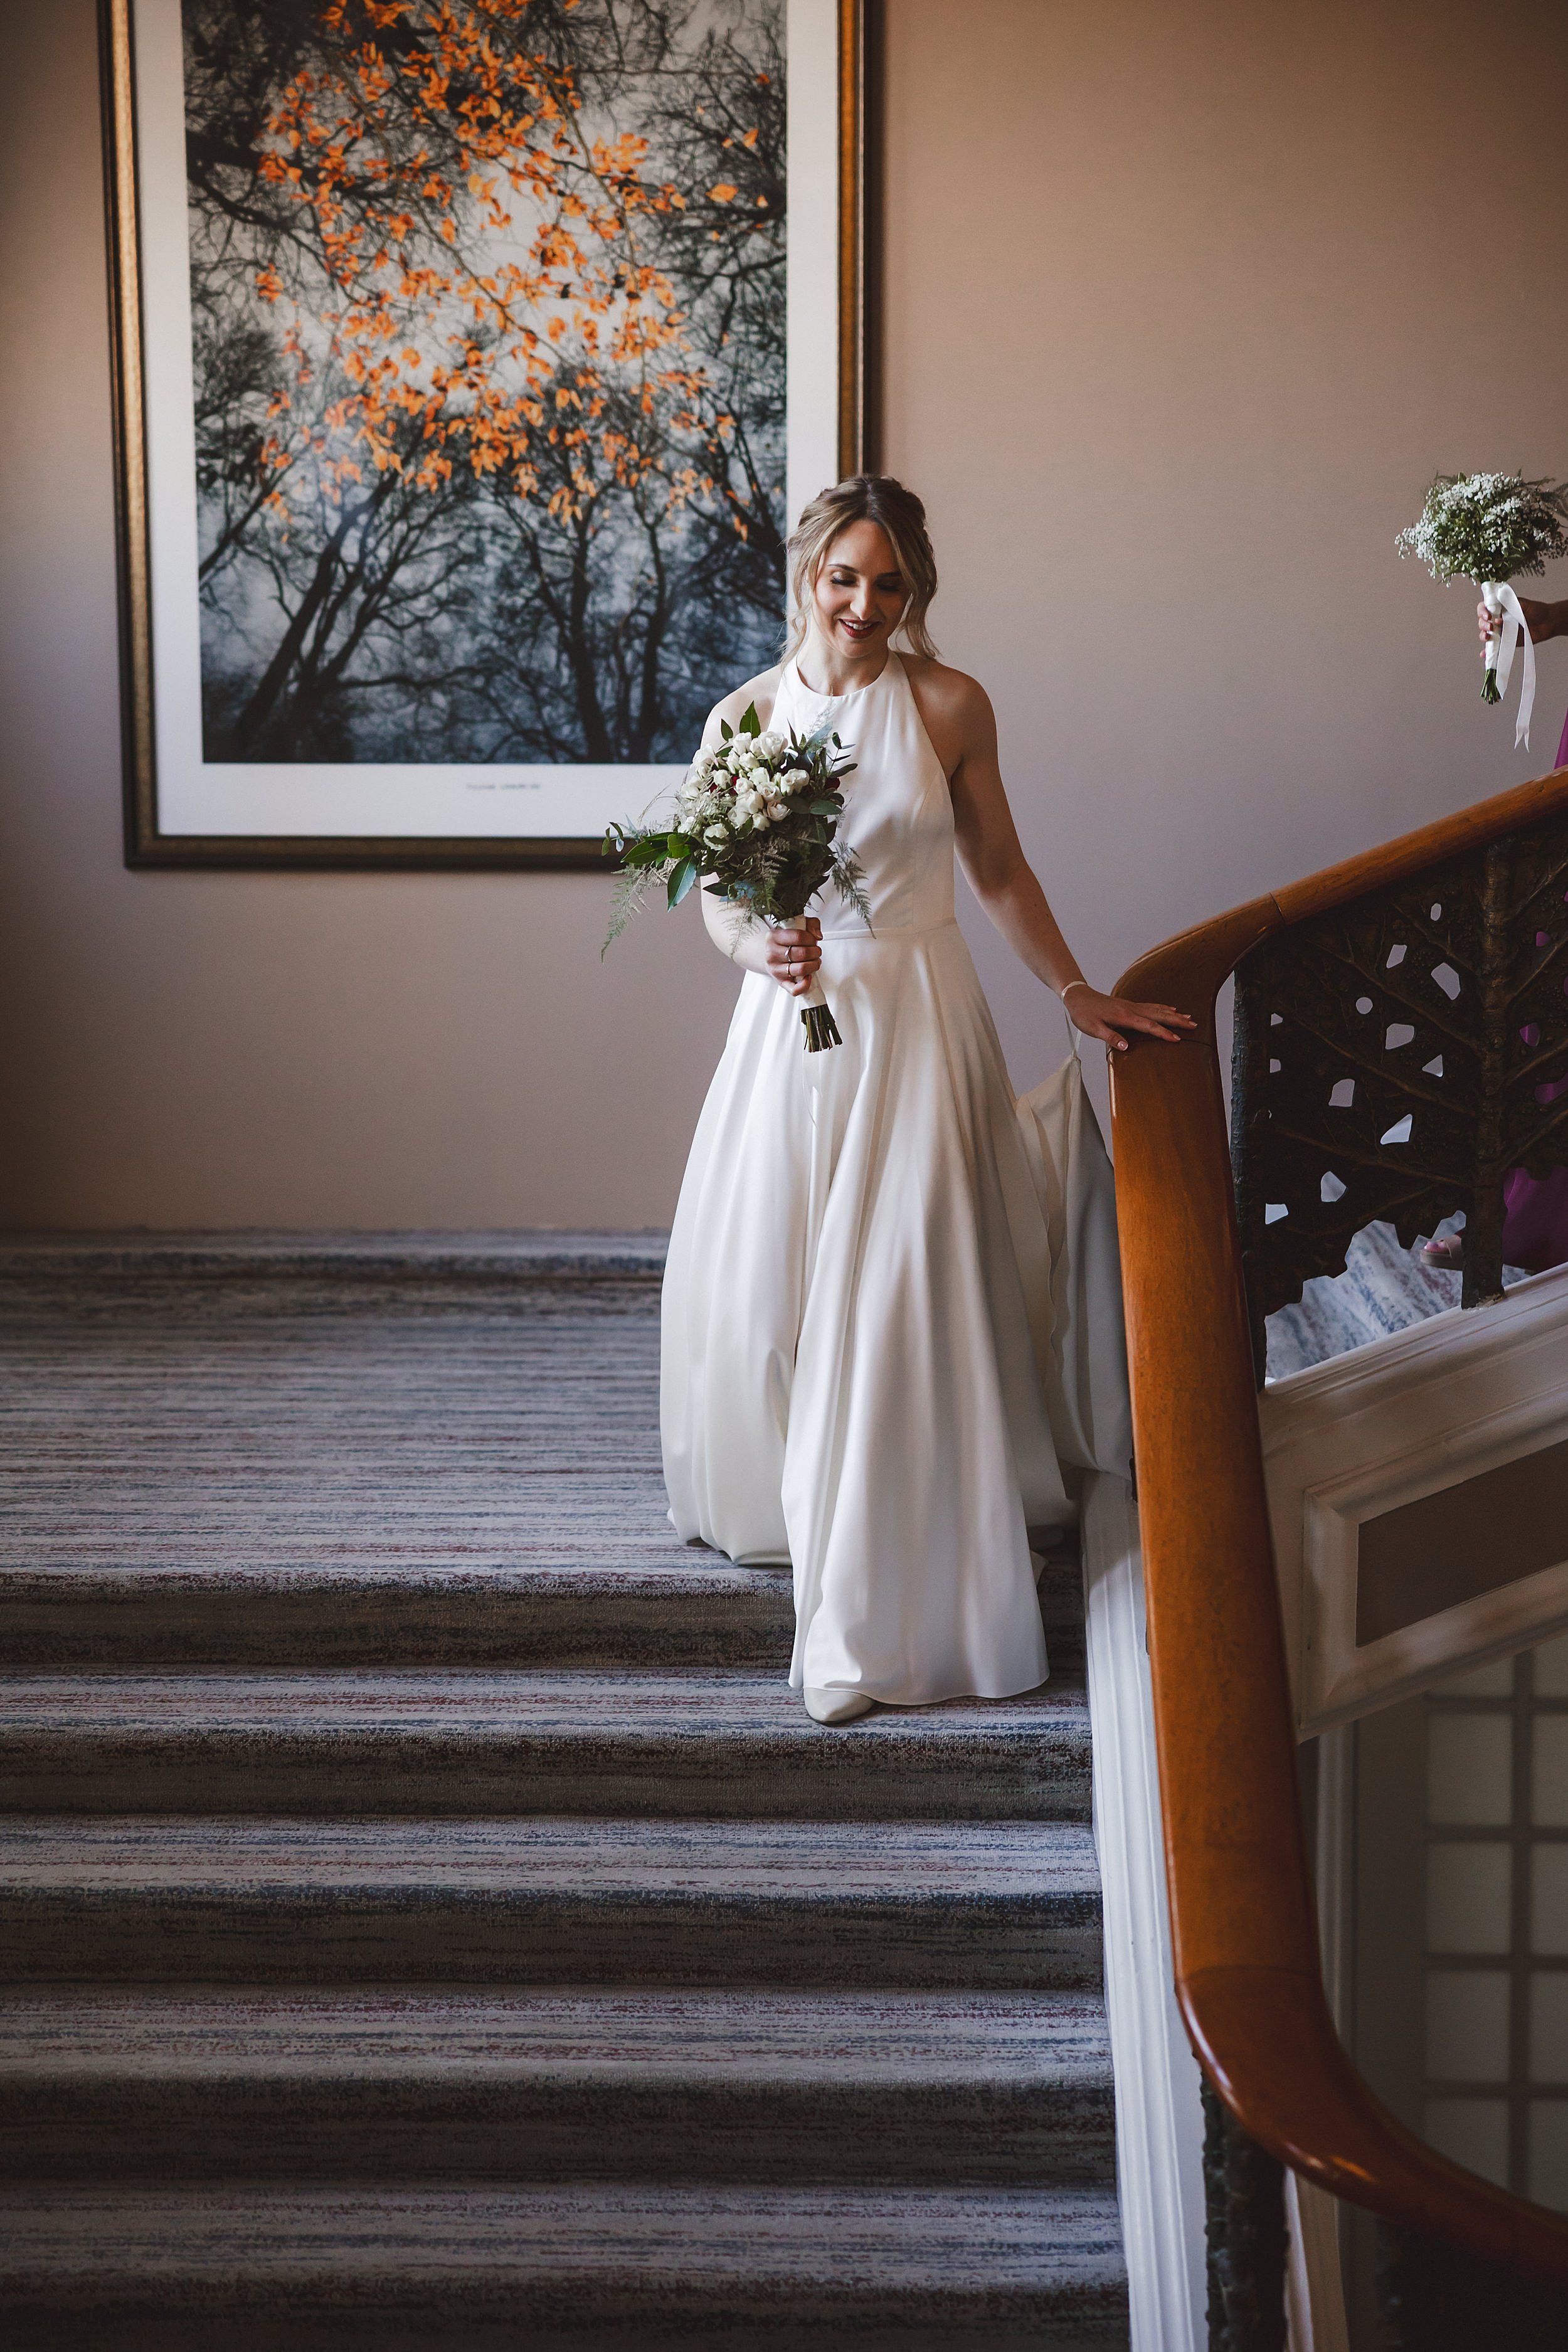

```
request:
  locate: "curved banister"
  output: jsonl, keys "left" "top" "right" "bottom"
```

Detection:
{"left": 1109, "top": 763, "right": 1568, "bottom": 2282}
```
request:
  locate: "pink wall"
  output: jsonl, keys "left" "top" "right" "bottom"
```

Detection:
{"left": 887, "top": 0, "right": 1568, "bottom": 1106}
{"left": 3, "top": 0, "right": 1566, "bottom": 1228}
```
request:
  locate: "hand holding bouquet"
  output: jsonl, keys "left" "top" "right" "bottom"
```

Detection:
{"left": 605, "top": 704, "right": 869, "bottom": 1051}
{"left": 1397, "top": 470, "right": 1568, "bottom": 745}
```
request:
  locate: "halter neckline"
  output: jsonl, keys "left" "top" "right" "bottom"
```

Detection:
{"left": 789, "top": 651, "right": 899, "bottom": 704}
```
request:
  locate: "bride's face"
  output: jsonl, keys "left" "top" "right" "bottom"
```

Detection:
{"left": 810, "top": 521, "right": 908, "bottom": 663}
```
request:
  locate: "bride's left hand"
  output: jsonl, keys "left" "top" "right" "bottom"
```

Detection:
{"left": 1065, "top": 988, "right": 1195, "bottom": 1050}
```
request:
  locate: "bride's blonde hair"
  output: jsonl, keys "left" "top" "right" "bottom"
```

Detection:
{"left": 783, "top": 475, "right": 939, "bottom": 662}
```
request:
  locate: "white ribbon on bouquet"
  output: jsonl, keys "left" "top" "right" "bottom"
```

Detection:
{"left": 1481, "top": 581, "right": 1537, "bottom": 749}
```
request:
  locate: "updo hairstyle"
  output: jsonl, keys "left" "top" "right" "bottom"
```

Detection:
{"left": 783, "top": 475, "right": 939, "bottom": 662}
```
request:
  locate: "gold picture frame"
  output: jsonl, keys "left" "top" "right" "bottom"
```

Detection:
{"left": 102, "top": 0, "right": 879, "bottom": 871}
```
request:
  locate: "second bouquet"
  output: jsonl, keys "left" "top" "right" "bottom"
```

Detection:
{"left": 605, "top": 707, "right": 869, "bottom": 1051}
{"left": 1397, "top": 470, "right": 1568, "bottom": 746}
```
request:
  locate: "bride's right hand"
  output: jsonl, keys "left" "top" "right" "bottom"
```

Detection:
{"left": 766, "top": 919, "right": 822, "bottom": 998}
{"left": 1477, "top": 594, "right": 1555, "bottom": 647}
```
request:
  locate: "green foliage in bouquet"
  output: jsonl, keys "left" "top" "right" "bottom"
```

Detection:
{"left": 603, "top": 702, "right": 869, "bottom": 948}
{"left": 1397, "top": 471, "right": 1568, "bottom": 589}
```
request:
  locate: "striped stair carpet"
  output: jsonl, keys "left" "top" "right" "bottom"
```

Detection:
{"left": 0, "top": 1236, "right": 1129, "bottom": 2349}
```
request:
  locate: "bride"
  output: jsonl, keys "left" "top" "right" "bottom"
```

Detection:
{"left": 661, "top": 476, "right": 1191, "bottom": 1723}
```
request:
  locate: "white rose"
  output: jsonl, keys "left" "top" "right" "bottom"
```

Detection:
{"left": 765, "top": 799, "right": 790, "bottom": 824}
{"left": 755, "top": 731, "right": 783, "bottom": 758}
{"left": 781, "top": 768, "right": 809, "bottom": 792}
{"left": 704, "top": 822, "right": 729, "bottom": 846}
{"left": 750, "top": 807, "right": 771, "bottom": 829}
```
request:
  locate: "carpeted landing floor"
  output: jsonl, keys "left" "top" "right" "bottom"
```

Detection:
{"left": 0, "top": 1234, "right": 1128, "bottom": 2348}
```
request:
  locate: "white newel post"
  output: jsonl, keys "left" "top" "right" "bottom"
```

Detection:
{"left": 1083, "top": 1470, "right": 1353, "bottom": 2352}
{"left": 1082, "top": 1471, "right": 1206, "bottom": 2351}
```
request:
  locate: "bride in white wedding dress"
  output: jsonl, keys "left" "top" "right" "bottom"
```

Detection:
{"left": 662, "top": 477, "right": 1192, "bottom": 1723}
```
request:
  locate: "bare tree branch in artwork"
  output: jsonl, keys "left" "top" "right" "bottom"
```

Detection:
{"left": 183, "top": 0, "right": 787, "bottom": 770}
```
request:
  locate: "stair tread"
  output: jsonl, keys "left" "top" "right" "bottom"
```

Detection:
{"left": 0, "top": 2180, "right": 1128, "bottom": 2289}
{"left": 0, "top": 1672, "right": 1090, "bottom": 1821}
{"left": 0, "top": 1532, "right": 724, "bottom": 1576}
{"left": 0, "top": 1267, "right": 684, "bottom": 1592}
{"left": 0, "top": 1231, "right": 672, "bottom": 1279}
{"left": 1, "top": 1989, "right": 1117, "bottom": 2191}
{"left": 0, "top": 1558, "right": 807, "bottom": 1669}
{"left": 0, "top": 1669, "right": 1087, "bottom": 1735}
{"left": 0, "top": 1987, "right": 1111, "bottom": 2080}
{"left": 0, "top": 1814, "right": 1099, "bottom": 1895}
{"left": 0, "top": 1559, "right": 793, "bottom": 1594}
{"left": 0, "top": 1559, "right": 1081, "bottom": 1609}
{"left": 0, "top": 1559, "right": 1081, "bottom": 1679}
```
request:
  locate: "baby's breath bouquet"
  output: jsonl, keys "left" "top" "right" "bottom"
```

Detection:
{"left": 605, "top": 704, "right": 868, "bottom": 1051}
{"left": 1397, "top": 471, "right": 1568, "bottom": 739}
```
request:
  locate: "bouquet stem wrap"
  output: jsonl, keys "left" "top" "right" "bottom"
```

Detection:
{"left": 794, "top": 963, "right": 843, "bottom": 1053}
{"left": 1481, "top": 581, "right": 1537, "bottom": 746}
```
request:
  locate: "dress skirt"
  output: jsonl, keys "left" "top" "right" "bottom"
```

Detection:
{"left": 662, "top": 917, "right": 1118, "bottom": 1705}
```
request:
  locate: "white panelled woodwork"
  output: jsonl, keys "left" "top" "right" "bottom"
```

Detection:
{"left": 1259, "top": 1263, "right": 1568, "bottom": 1737}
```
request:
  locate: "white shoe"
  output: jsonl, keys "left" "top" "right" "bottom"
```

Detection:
{"left": 803, "top": 1686, "right": 876, "bottom": 1724}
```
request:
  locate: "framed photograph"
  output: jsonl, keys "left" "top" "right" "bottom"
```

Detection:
{"left": 100, "top": 0, "right": 878, "bottom": 869}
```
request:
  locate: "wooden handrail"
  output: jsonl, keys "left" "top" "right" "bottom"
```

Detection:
{"left": 1110, "top": 763, "right": 1568, "bottom": 2281}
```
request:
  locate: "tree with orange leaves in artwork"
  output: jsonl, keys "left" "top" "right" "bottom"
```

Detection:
{"left": 184, "top": 0, "right": 785, "bottom": 765}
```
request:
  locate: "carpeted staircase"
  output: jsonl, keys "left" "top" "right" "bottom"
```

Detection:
{"left": 0, "top": 1237, "right": 1130, "bottom": 2348}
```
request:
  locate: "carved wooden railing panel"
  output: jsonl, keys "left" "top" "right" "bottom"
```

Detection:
{"left": 1108, "top": 765, "right": 1568, "bottom": 2329}
{"left": 1232, "top": 808, "right": 1568, "bottom": 1366}
{"left": 1202, "top": 2076, "right": 1287, "bottom": 2352}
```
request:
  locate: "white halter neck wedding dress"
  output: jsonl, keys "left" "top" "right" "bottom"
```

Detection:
{"left": 661, "top": 652, "right": 1130, "bottom": 1705}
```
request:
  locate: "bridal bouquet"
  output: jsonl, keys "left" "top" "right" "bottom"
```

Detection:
{"left": 604, "top": 705, "right": 868, "bottom": 1050}
{"left": 1397, "top": 470, "right": 1568, "bottom": 744}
